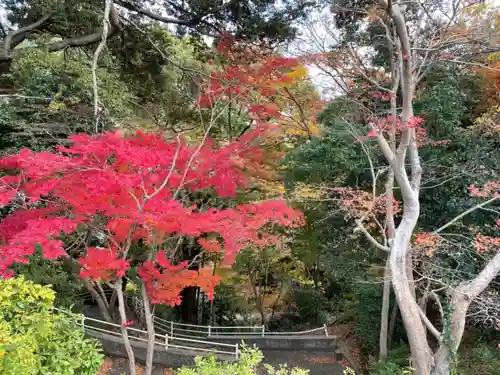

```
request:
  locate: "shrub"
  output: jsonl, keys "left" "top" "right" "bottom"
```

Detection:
{"left": 368, "top": 346, "right": 411, "bottom": 375}
{"left": 290, "top": 287, "right": 329, "bottom": 325}
{"left": 0, "top": 276, "right": 103, "bottom": 375}
{"left": 456, "top": 342, "right": 500, "bottom": 375}
{"left": 177, "top": 345, "right": 308, "bottom": 375}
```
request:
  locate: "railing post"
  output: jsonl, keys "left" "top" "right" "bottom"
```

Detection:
{"left": 165, "top": 334, "right": 169, "bottom": 350}
{"left": 170, "top": 321, "right": 174, "bottom": 337}
{"left": 261, "top": 325, "right": 265, "bottom": 337}
{"left": 208, "top": 325, "right": 211, "bottom": 336}
{"left": 235, "top": 343, "right": 239, "bottom": 360}
{"left": 323, "top": 324, "right": 328, "bottom": 336}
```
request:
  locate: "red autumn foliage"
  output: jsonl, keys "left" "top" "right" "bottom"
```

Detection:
{"left": 80, "top": 248, "right": 130, "bottom": 281}
{"left": 0, "top": 130, "right": 304, "bottom": 306}
{"left": 137, "top": 252, "right": 221, "bottom": 305}
{"left": 415, "top": 182, "right": 499, "bottom": 256}
{"left": 468, "top": 181, "right": 500, "bottom": 198}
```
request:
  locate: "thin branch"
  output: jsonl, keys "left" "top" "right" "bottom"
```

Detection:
{"left": 92, "top": 0, "right": 113, "bottom": 133}
{"left": 416, "top": 303, "right": 442, "bottom": 340}
{"left": 430, "top": 291, "right": 444, "bottom": 320}
{"left": 433, "top": 196, "right": 499, "bottom": 234}
{"left": 354, "top": 220, "right": 391, "bottom": 252}
{"left": 116, "top": 0, "right": 235, "bottom": 27}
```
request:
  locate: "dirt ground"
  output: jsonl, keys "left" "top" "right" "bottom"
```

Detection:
{"left": 97, "top": 357, "right": 174, "bottom": 375}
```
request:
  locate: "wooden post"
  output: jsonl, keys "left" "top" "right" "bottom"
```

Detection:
{"left": 323, "top": 324, "right": 328, "bottom": 336}
{"left": 235, "top": 343, "right": 239, "bottom": 360}
{"left": 165, "top": 334, "right": 169, "bottom": 350}
{"left": 208, "top": 325, "right": 211, "bottom": 337}
{"left": 261, "top": 325, "right": 265, "bottom": 337}
{"left": 170, "top": 321, "right": 174, "bottom": 337}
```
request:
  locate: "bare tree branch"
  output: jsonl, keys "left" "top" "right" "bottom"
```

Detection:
{"left": 92, "top": 0, "right": 114, "bottom": 133}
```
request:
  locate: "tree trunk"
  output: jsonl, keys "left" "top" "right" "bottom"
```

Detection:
{"left": 82, "top": 278, "right": 112, "bottom": 321}
{"left": 108, "top": 289, "right": 118, "bottom": 315}
{"left": 432, "top": 251, "right": 500, "bottom": 375}
{"left": 390, "top": 207, "right": 432, "bottom": 375}
{"left": 406, "top": 249, "right": 416, "bottom": 299}
{"left": 387, "top": 298, "right": 399, "bottom": 351}
{"left": 379, "top": 258, "right": 391, "bottom": 359}
{"left": 141, "top": 282, "right": 155, "bottom": 375}
{"left": 431, "top": 292, "right": 469, "bottom": 375}
{"left": 116, "top": 281, "right": 136, "bottom": 375}
{"left": 62, "top": 254, "right": 112, "bottom": 321}
{"left": 181, "top": 286, "right": 199, "bottom": 324}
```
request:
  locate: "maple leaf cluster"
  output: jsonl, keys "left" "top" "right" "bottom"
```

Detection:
{"left": 137, "top": 251, "right": 222, "bottom": 305}
{"left": 469, "top": 182, "right": 500, "bottom": 255}
{"left": 414, "top": 181, "right": 499, "bottom": 257}
{"left": 363, "top": 114, "right": 451, "bottom": 148}
{"left": 414, "top": 232, "right": 443, "bottom": 257}
{"left": 468, "top": 182, "right": 500, "bottom": 198}
{"left": 331, "top": 187, "right": 401, "bottom": 223}
{"left": 0, "top": 130, "right": 304, "bottom": 306}
{"left": 200, "top": 37, "right": 325, "bottom": 138}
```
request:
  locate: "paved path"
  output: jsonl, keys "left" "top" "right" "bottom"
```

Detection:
{"left": 261, "top": 349, "right": 346, "bottom": 375}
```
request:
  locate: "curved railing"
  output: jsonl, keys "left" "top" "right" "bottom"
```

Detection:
{"left": 153, "top": 315, "right": 329, "bottom": 339}
{"left": 54, "top": 307, "right": 240, "bottom": 358}
{"left": 71, "top": 291, "right": 329, "bottom": 360}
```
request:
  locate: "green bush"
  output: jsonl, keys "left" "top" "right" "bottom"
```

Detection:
{"left": 291, "top": 287, "right": 329, "bottom": 325}
{"left": 13, "top": 250, "right": 83, "bottom": 308}
{"left": 368, "top": 346, "right": 410, "bottom": 375}
{"left": 456, "top": 342, "right": 500, "bottom": 375}
{"left": 0, "top": 276, "right": 103, "bottom": 375}
{"left": 177, "top": 345, "right": 308, "bottom": 375}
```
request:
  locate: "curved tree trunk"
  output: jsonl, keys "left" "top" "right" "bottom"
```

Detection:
{"left": 432, "top": 251, "right": 500, "bottom": 375}
{"left": 141, "top": 282, "right": 155, "bottom": 375}
{"left": 82, "top": 278, "right": 112, "bottom": 321}
{"left": 387, "top": 299, "right": 399, "bottom": 351}
{"left": 116, "top": 281, "right": 136, "bottom": 375}
{"left": 379, "top": 258, "right": 391, "bottom": 359}
{"left": 390, "top": 209, "right": 432, "bottom": 375}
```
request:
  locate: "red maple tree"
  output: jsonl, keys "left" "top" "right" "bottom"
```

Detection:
{"left": 0, "top": 129, "right": 304, "bottom": 305}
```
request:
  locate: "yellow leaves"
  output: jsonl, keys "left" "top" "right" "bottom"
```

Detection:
{"left": 470, "top": 105, "right": 500, "bottom": 136}
{"left": 286, "top": 65, "right": 308, "bottom": 81}
{"left": 291, "top": 182, "right": 327, "bottom": 201}
{"left": 48, "top": 100, "right": 66, "bottom": 112}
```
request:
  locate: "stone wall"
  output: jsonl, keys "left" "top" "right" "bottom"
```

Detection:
{"left": 85, "top": 329, "right": 235, "bottom": 368}
{"left": 208, "top": 335, "right": 338, "bottom": 351}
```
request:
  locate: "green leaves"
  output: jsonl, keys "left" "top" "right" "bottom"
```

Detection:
{"left": 177, "top": 345, "right": 308, "bottom": 375}
{"left": 0, "top": 277, "right": 103, "bottom": 375}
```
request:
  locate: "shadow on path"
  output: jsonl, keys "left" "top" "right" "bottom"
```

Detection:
{"left": 261, "top": 349, "right": 346, "bottom": 375}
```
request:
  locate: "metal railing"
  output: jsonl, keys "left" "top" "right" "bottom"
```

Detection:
{"left": 53, "top": 308, "right": 239, "bottom": 359}
{"left": 153, "top": 315, "right": 329, "bottom": 339}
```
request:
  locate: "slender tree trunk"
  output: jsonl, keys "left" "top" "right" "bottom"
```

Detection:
{"left": 406, "top": 249, "right": 416, "bottom": 299}
{"left": 82, "top": 278, "right": 112, "bottom": 321}
{"left": 108, "top": 289, "right": 118, "bottom": 315}
{"left": 387, "top": 299, "right": 399, "bottom": 351}
{"left": 96, "top": 282, "right": 110, "bottom": 308}
{"left": 390, "top": 208, "right": 432, "bottom": 375}
{"left": 380, "top": 257, "right": 391, "bottom": 359}
{"left": 432, "top": 251, "right": 500, "bottom": 375}
{"left": 431, "top": 293, "right": 469, "bottom": 375}
{"left": 62, "top": 254, "right": 112, "bottom": 321}
{"left": 116, "top": 281, "right": 136, "bottom": 375}
{"left": 181, "top": 287, "right": 199, "bottom": 324}
{"left": 141, "top": 282, "right": 155, "bottom": 375}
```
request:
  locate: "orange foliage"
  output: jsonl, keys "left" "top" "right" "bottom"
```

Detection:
{"left": 414, "top": 233, "right": 443, "bottom": 257}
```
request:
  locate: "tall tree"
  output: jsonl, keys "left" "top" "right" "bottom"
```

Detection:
{"left": 295, "top": 1, "right": 499, "bottom": 373}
